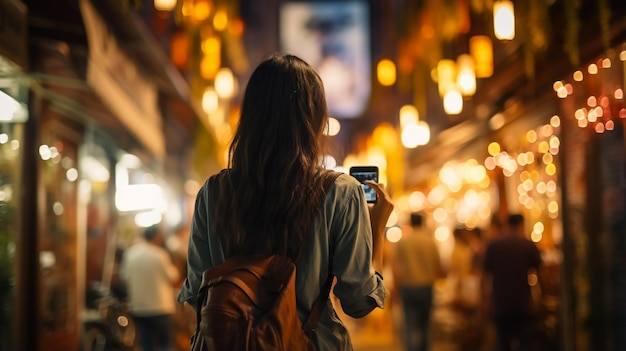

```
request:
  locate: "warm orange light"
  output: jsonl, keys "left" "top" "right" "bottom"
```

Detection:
{"left": 595, "top": 123, "right": 605, "bottom": 133}
{"left": 399, "top": 104, "right": 418, "bottom": 127}
{"left": 215, "top": 67, "right": 236, "bottom": 98}
{"left": 437, "top": 59, "right": 456, "bottom": 96}
{"left": 377, "top": 59, "right": 396, "bottom": 86}
{"left": 457, "top": 54, "right": 476, "bottom": 96}
{"left": 182, "top": 0, "right": 193, "bottom": 17}
{"left": 200, "top": 56, "right": 220, "bottom": 79}
{"left": 470, "top": 36, "right": 493, "bottom": 78}
{"left": 573, "top": 71, "right": 583, "bottom": 81}
{"left": 202, "top": 87, "right": 219, "bottom": 115}
{"left": 170, "top": 32, "right": 190, "bottom": 68}
{"left": 443, "top": 89, "right": 463, "bottom": 115}
{"left": 415, "top": 121, "right": 430, "bottom": 146}
{"left": 213, "top": 8, "right": 228, "bottom": 31}
{"left": 154, "top": 0, "right": 176, "bottom": 11}
{"left": 229, "top": 18, "right": 245, "bottom": 37}
{"left": 401, "top": 121, "right": 430, "bottom": 148}
{"left": 493, "top": 1, "right": 515, "bottom": 40}
{"left": 487, "top": 142, "right": 501, "bottom": 156}
{"left": 325, "top": 117, "right": 341, "bottom": 136}
{"left": 199, "top": 30, "right": 221, "bottom": 79}
{"left": 201, "top": 35, "right": 220, "bottom": 56}
{"left": 193, "top": 0, "right": 212, "bottom": 22}
{"left": 606, "top": 120, "right": 615, "bottom": 131}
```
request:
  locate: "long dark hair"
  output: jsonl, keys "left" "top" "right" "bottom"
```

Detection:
{"left": 212, "top": 54, "right": 330, "bottom": 259}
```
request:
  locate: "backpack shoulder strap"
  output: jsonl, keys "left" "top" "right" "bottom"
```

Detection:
{"left": 302, "top": 273, "right": 333, "bottom": 336}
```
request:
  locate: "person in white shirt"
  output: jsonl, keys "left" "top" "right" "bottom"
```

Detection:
{"left": 120, "top": 225, "right": 179, "bottom": 351}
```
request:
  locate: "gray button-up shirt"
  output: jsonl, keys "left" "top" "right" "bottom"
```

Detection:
{"left": 177, "top": 173, "right": 386, "bottom": 350}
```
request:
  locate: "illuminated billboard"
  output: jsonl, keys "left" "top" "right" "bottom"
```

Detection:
{"left": 280, "top": 1, "right": 371, "bottom": 119}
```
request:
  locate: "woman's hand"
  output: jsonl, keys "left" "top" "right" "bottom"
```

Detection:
{"left": 365, "top": 181, "right": 394, "bottom": 233}
{"left": 365, "top": 181, "right": 394, "bottom": 272}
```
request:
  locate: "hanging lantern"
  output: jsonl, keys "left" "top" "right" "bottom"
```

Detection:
{"left": 470, "top": 35, "right": 493, "bottom": 78}
{"left": 457, "top": 54, "right": 476, "bottom": 96}
{"left": 201, "top": 56, "right": 220, "bottom": 79}
{"left": 399, "top": 104, "right": 430, "bottom": 148}
{"left": 399, "top": 104, "right": 418, "bottom": 127}
{"left": 399, "top": 105, "right": 430, "bottom": 149}
{"left": 213, "top": 7, "right": 229, "bottom": 31}
{"left": 200, "top": 32, "right": 221, "bottom": 79}
{"left": 437, "top": 59, "right": 457, "bottom": 97}
{"left": 493, "top": 0, "right": 515, "bottom": 40}
{"left": 401, "top": 123, "right": 420, "bottom": 149}
{"left": 180, "top": 0, "right": 194, "bottom": 21}
{"left": 401, "top": 120, "right": 430, "bottom": 148}
{"left": 377, "top": 59, "right": 396, "bottom": 86}
{"left": 324, "top": 117, "right": 341, "bottom": 136}
{"left": 415, "top": 121, "right": 430, "bottom": 145}
{"left": 154, "top": 0, "right": 177, "bottom": 11}
{"left": 195, "top": 0, "right": 212, "bottom": 22}
{"left": 202, "top": 87, "right": 219, "bottom": 115}
{"left": 170, "top": 31, "right": 189, "bottom": 69}
{"left": 215, "top": 67, "right": 236, "bottom": 98}
{"left": 443, "top": 88, "right": 463, "bottom": 115}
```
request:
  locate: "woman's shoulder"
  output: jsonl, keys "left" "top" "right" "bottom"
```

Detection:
{"left": 200, "top": 169, "right": 231, "bottom": 189}
{"left": 324, "top": 172, "right": 362, "bottom": 207}
{"left": 329, "top": 171, "right": 360, "bottom": 191}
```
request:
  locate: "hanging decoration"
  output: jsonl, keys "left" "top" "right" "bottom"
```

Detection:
{"left": 484, "top": 120, "right": 562, "bottom": 224}
{"left": 457, "top": 54, "right": 476, "bottom": 96}
{"left": 470, "top": 35, "right": 493, "bottom": 78}
{"left": 563, "top": 0, "right": 581, "bottom": 67}
{"left": 493, "top": 0, "right": 515, "bottom": 40}
{"left": 399, "top": 104, "right": 431, "bottom": 148}
{"left": 154, "top": 0, "right": 177, "bottom": 11}
{"left": 553, "top": 51, "right": 626, "bottom": 134}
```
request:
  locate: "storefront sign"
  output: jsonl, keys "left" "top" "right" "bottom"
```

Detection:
{"left": 0, "top": 0, "right": 27, "bottom": 68}
{"left": 79, "top": 0, "right": 164, "bottom": 157}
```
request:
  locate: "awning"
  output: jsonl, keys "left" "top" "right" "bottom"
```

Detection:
{"left": 79, "top": 0, "right": 164, "bottom": 158}
{"left": 405, "top": 92, "right": 558, "bottom": 188}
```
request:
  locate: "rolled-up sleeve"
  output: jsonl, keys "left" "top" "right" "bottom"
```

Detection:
{"left": 331, "top": 180, "right": 386, "bottom": 318}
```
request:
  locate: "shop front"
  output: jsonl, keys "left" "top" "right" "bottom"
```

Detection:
{"left": 557, "top": 44, "right": 626, "bottom": 351}
{"left": 0, "top": 1, "right": 28, "bottom": 350}
{"left": 8, "top": 0, "right": 199, "bottom": 349}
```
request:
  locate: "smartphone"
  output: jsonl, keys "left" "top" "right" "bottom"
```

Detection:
{"left": 349, "top": 166, "right": 379, "bottom": 203}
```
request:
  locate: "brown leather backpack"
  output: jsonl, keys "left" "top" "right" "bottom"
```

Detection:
{"left": 190, "top": 171, "right": 340, "bottom": 351}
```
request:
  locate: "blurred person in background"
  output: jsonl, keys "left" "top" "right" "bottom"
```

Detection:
{"left": 483, "top": 214, "right": 542, "bottom": 351}
{"left": 166, "top": 224, "right": 190, "bottom": 281}
{"left": 392, "top": 213, "right": 444, "bottom": 351}
{"left": 165, "top": 224, "right": 195, "bottom": 351}
{"left": 448, "top": 227, "right": 472, "bottom": 306}
{"left": 460, "top": 227, "right": 489, "bottom": 350}
{"left": 120, "top": 225, "right": 180, "bottom": 351}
